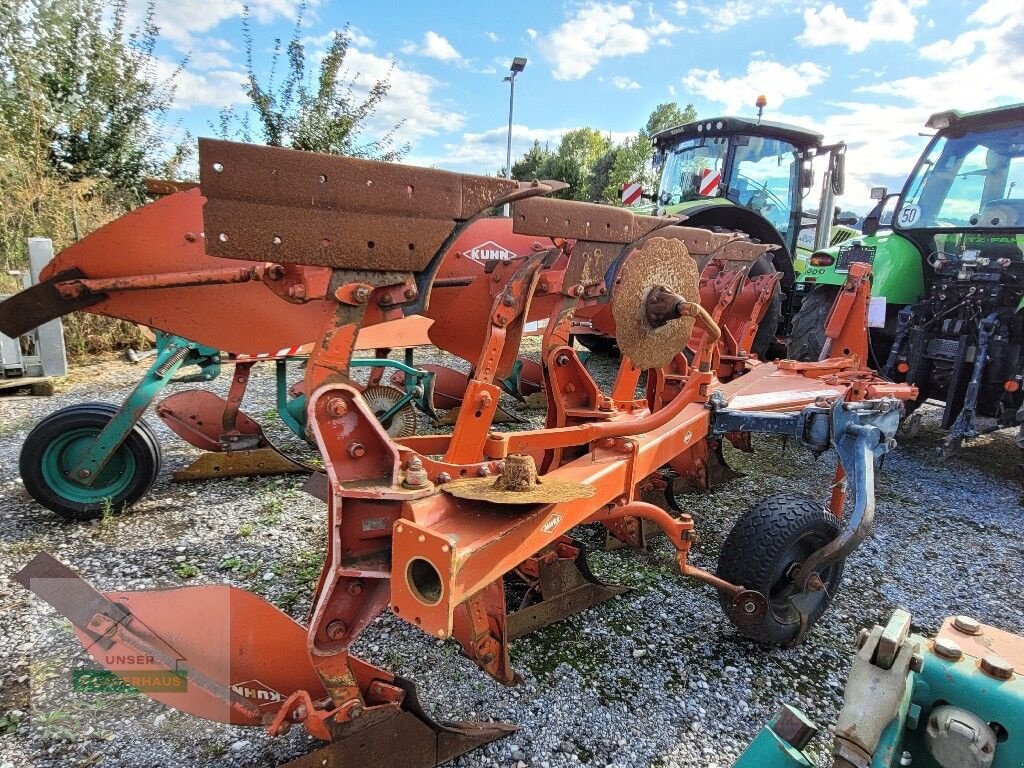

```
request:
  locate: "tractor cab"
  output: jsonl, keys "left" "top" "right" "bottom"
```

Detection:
{"left": 652, "top": 117, "right": 851, "bottom": 275}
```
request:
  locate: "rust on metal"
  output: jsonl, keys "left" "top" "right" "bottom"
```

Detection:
{"left": 511, "top": 196, "right": 676, "bottom": 244}
{"left": 443, "top": 454, "right": 595, "bottom": 504}
{"left": 144, "top": 178, "right": 200, "bottom": 197}
{"left": 172, "top": 448, "right": 309, "bottom": 481}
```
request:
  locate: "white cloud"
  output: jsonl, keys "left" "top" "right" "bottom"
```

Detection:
{"left": 673, "top": 1, "right": 688, "bottom": 13}
{"left": 610, "top": 76, "right": 641, "bottom": 90}
{"left": 858, "top": 1, "right": 1023, "bottom": 111}
{"left": 797, "top": 0, "right": 925, "bottom": 53}
{"left": 189, "top": 51, "right": 233, "bottom": 69}
{"left": 401, "top": 31, "right": 464, "bottom": 64}
{"left": 541, "top": 2, "right": 682, "bottom": 81}
{"left": 683, "top": 59, "right": 829, "bottom": 114}
{"left": 690, "top": 0, "right": 813, "bottom": 32}
{"left": 526, "top": 28, "right": 538, "bottom": 40}
{"left": 152, "top": 58, "right": 248, "bottom": 110}
{"left": 484, "top": 31, "right": 500, "bottom": 42}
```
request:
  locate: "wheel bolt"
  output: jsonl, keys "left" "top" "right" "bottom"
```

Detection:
{"left": 348, "top": 443, "right": 366, "bottom": 458}
{"left": 77, "top": 469, "right": 91, "bottom": 479}
{"left": 325, "top": 620, "right": 347, "bottom": 640}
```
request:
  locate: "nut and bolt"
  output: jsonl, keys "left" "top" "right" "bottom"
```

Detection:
{"left": 933, "top": 637, "right": 962, "bottom": 661}
{"left": 287, "top": 284, "right": 306, "bottom": 299}
{"left": 403, "top": 457, "right": 430, "bottom": 489}
{"left": 184, "top": 232, "right": 197, "bottom": 243}
{"left": 404, "top": 287, "right": 417, "bottom": 300}
{"left": 329, "top": 399, "right": 348, "bottom": 416}
{"left": 437, "top": 472, "right": 452, "bottom": 483}
{"left": 478, "top": 466, "right": 491, "bottom": 477}
{"left": 980, "top": 654, "right": 1014, "bottom": 680}
{"left": 953, "top": 615, "right": 982, "bottom": 635}
{"left": 380, "top": 293, "right": 393, "bottom": 306}
{"left": 353, "top": 286, "right": 370, "bottom": 302}
{"left": 502, "top": 293, "right": 515, "bottom": 307}
{"left": 742, "top": 600, "right": 757, "bottom": 614}
{"left": 900, "top": 751, "right": 912, "bottom": 766}
{"left": 347, "top": 581, "right": 364, "bottom": 596}
{"left": 77, "top": 469, "right": 91, "bottom": 479}
{"left": 555, "top": 354, "right": 569, "bottom": 367}
{"left": 325, "top": 620, "right": 348, "bottom": 640}
{"left": 347, "top": 442, "right": 366, "bottom": 458}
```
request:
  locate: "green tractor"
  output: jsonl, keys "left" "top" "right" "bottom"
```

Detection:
{"left": 788, "top": 103, "right": 1024, "bottom": 453}
{"left": 650, "top": 115, "right": 858, "bottom": 354}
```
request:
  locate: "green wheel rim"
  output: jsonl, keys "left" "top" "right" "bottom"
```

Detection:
{"left": 40, "top": 427, "right": 137, "bottom": 505}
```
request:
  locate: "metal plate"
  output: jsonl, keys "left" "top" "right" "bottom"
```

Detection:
{"left": 0, "top": 269, "right": 104, "bottom": 339}
{"left": 511, "top": 197, "right": 676, "bottom": 244}
{"left": 836, "top": 242, "right": 876, "bottom": 273}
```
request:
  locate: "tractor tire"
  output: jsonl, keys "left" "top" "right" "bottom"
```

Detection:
{"left": 20, "top": 403, "right": 162, "bottom": 522}
{"left": 749, "top": 255, "right": 783, "bottom": 360}
{"left": 716, "top": 493, "right": 844, "bottom": 645}
{"left": 786, "top": 285, "right": 839, "bottom": 362}
{"left": 574, "top": 333, "right": 619, "bottom": 356}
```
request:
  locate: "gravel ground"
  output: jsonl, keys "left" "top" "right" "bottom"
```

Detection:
{"left": 0, "top": 347, "right": 1022, "bottom": 768}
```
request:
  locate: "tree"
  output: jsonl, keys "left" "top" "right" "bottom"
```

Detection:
{"left": 602, "top": 134, "right": 653, "bottom": 202}
{"left": 511, "top": 140, "right": 556, "bottom": 181}
{"left": 552, "top": 128, "right": 612, "bottom": 201}
{"left": 0, "top": 0, "right": 183, "bottom": 202}
{"left": 644, "top": 102, "right": 698, "bottom": 138}
{"left": 220, "top": 6, "right": 407, "bottom": 160}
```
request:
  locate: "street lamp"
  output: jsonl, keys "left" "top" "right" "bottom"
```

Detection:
{"left": 503, "top": 57, "right": 527, "bottom": 216}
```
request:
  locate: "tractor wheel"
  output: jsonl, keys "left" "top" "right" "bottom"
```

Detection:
{"left": 20, "top": 403, "right": 162, "bottom": 522}
{"left": 786, "top": 285, "right": 840, "bottom": 361}
{"left": 749, "top": 255, "right": 783, "bottom": 360}
{"left": 716, "top": 493, "right": 844, "bottom": 645}
{"left": 574, "top": 333, "right": 619, "bottom": 356}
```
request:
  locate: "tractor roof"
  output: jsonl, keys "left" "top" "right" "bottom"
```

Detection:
{"left": 926, "top": 103, "right": 1024, "bottom": 133}
{"left": 652, "top": 116, "right": 825, "bottom": 150}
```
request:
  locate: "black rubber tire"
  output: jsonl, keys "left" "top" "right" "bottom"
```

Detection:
{"left": 574, "top": 333, "right": 619, "bottom": 356}
{"left": 716, "top": 493, "right": 844, "bottom": 645}
{"left": 20, "top": 402, "right": 162, "bottom": 522}
{"left": 748, "top": 255, "right": 783, "bottom": 360}
{"left": 786, "top": 285, "right": 840, "bottom": 361}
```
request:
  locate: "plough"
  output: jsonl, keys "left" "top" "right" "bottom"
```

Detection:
{"left": 4, "top": 139, "right": 917, "bottom": 767}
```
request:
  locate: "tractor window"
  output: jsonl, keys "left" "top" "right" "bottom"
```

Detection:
{"left": 727, "top": 136, "right": 799, "bottom": 240}
{"left": 658, "top": 137, "right": 728, "bottom": 205}
{"left": 898, "top": 124, "right": 1024, "bottom": 229}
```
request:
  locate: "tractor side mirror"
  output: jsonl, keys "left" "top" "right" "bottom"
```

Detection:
{"left": 833, "top": 153, "right": 846, "bottom": 196}
{"left": 862, "top": 194, "right": 899, "bottom": 236}
{"left": 870, "top": 186, "right": 887, "bottom": 200}
{"left": 801, "top": 161, "right": 815, "bottom": 190}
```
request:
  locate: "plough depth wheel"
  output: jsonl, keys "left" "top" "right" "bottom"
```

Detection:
{"left": 716, "top": 493, "right": 844, "bottom": 645}
{"left": 19, "top": 403, "right": 162, "bottom": 521}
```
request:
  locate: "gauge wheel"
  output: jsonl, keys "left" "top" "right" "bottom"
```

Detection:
{"left": 716, "top": 493, "right": 844, "bottom": 645}
{"left": 362, "top": 385, "right": 418, "bottom": 438}
{"left": 20, "top": 403, "right": 162, "bottom": 522}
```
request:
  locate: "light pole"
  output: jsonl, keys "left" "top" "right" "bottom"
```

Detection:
{"left": 503, "top": 57, "right": 527, "bottom": 216}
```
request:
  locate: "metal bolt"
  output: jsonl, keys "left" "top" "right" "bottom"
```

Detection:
{"left": 555, "top": 354, "right": 569, "bottom": 367}
{"left": 329, "top": 399, "right": 348, "bottom": 416}
{"left": 478, "top": 466, "right": 491, "bottom": 477}
{"left": 404, "top": 287, "right": 417, "bottom": 300}
{"left": 933, "top": 637, "right": 962, "bottom": 661}
{"left": 437, "top": 472, "right": 451, "bottom": 483}
{"left": 288, "top": 284, "right": 306, "bottom": 299}
{"left": 856, "top": 628, "right": 870, "bottom": 649}
{"left": 353, "top": 286, "right": 370, "bottom": 302}
{"left": 980, "top": 654, "right": 1014, "bottom": 680}
{"left": 348, "top": 443, "right": 366, "bottom": 458}
{"left": 502, "top": 293, "right": 515, "bottom": 306}
{"left": 347, "top": 581, "right": 363, "bottom": 596}
{"left": 184, "top": 232, "right": 197, "bottom": 243}
{"left": 325, "top": 620, "right": 347, "bottom": 640}
{"left": 380, "top": 293, "right": 393, "bottom": 305}
{"left": 743, "top": 600, "right": 757, "bottom": 614}
{"left": 77, "top": 469, "right": 91, "bottom": 479}
{"left": 403, "top": 457, "right": 429, "bottom": 489}
{"left": 900, "top": 751, "right": 912, "bottom": 766}
{"left": 953, "top": 615, "right": 982, "bottom": 635}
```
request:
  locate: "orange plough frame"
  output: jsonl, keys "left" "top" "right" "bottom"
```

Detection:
{"left": 8, "top": 139, "right": 916, "bottom": 768}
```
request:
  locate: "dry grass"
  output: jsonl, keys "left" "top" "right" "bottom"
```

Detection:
{"left": 0, "top": 151, "right": 148, "bottom": 358}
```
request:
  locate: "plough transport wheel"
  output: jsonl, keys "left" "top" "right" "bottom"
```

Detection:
{"left": 716, "top": 494, "right": 844, "bottom": 645}
{"left": 19, "top": 403, "right": 161, "bottom": 521}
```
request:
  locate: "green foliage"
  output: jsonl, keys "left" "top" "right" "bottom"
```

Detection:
{"left": 551, "top": 128, "right": 613, "bottom": 201}
{"left": 508, "top": 102, "right": 698, "bottom": 204}
{"left": 219, "top": 6, "right": 406, "bottom": 160}
{"left": 644, "top": 102, "right": 698, "bottom": 138}
{"left": 0, "top": 0, "right": 186, "bottom": 202}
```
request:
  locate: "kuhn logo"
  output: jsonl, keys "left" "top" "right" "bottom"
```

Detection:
{"left": 467, "top": 241, "right": 514, "bottom": 262}
{"left": 232, "top": 679, "right": 284, "bottom": 708}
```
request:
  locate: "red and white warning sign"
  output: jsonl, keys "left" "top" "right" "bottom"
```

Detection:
{"left": 621, "top": 182, "right": 643, "bottom": 206}
{"left": 698, "top": 168, "right": 721, "bottom": 197}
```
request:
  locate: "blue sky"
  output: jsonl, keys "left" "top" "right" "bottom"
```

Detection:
{"left": 141, "top": 0, "right": 1023, "bottom": 211}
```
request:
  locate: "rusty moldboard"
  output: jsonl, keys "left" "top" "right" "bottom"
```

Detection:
{"left": 172, "top": 448, "right": 309, "bottom": 481}
{"left": 510, "top": 197, "right": 677, "bottom": 244}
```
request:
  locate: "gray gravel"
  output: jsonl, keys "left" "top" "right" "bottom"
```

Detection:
{"left": 1, "top": 348, "right": 1022, "bottom": 768}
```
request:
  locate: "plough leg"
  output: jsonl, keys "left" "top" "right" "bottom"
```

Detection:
{"left": 507, "top": 537, "right": 628, "bottom": 640}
